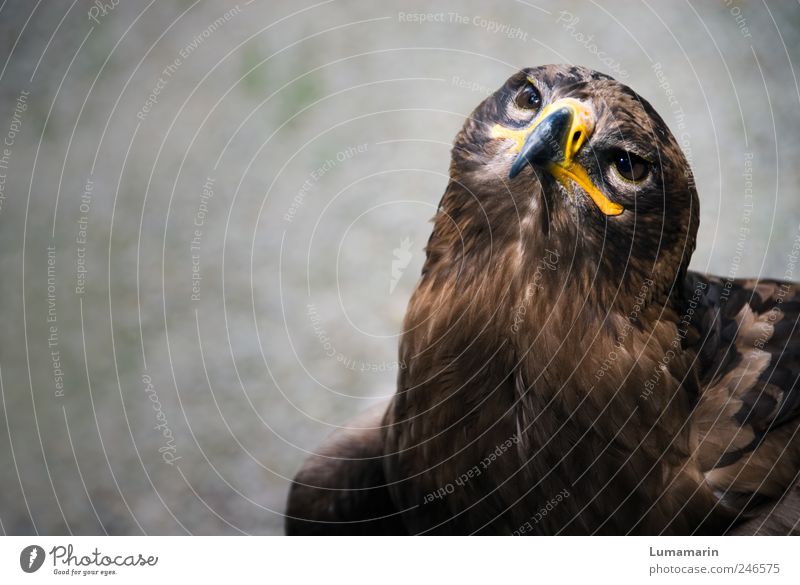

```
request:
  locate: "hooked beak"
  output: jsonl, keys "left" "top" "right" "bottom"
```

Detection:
{"left": 492, "top": 98, "right": 624, "bottom": 216}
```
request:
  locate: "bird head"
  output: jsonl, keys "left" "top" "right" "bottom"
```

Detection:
{"left": 440, "top": 65, "right": 699, "bottom": 310}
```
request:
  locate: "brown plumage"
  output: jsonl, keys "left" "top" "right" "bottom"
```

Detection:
{"left": 285, "top": 65, "right": 800, "bottom": 535}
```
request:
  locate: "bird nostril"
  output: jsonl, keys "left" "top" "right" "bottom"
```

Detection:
{"left": 568, "top": 131, "right": 583, "bottom": 159}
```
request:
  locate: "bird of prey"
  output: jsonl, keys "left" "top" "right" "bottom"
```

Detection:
{"left": 286, "top": 65, "right": 800, "bottom": 535}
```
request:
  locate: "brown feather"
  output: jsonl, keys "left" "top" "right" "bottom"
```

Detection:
{"left": 286, "top": 65, "right": 800, "bottom": 535}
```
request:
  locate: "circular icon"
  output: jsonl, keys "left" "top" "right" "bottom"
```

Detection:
{"left": 20, "top": 545, "right": 45, "bottom": 573}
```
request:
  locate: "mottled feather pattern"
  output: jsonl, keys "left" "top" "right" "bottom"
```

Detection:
{"left": 684, "top": 274, "right": 800, "bottom": 520}
{"left": 286, "top": 65, "right": 800, "bottom": 535}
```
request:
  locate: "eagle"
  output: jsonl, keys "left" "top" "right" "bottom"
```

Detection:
{"left": 285, "top": 65, "right": 800, "bottom": 535}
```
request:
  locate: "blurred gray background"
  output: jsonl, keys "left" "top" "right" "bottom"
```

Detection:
{"left": 0, "top": 0, "right": 798, "bottom": 535}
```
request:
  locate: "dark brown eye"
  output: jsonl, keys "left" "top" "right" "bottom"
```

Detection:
{"left": 612, "top": 150, "right": 650, "bottom": 182}
{"left": 514, "top": 82, "right": 541, "bottom": 110}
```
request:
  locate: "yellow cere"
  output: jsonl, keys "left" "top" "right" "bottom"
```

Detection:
{"left": 492, "top": 97, "right": 624, "bottom": 217}
{"left": 490, "top": 124, "right": 529, "bottom": 154}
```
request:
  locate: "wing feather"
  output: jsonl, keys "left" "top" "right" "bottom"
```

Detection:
{"left": 685, "top": 272, "right": 800, "bottom": 527}
{"left": 285, "top": 401, "right": 405, "bottom": 535}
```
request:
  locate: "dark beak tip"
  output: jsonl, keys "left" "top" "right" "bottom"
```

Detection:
{"left": 508, "top": 106, "right": 573, "bottom": 180}
{"left": 508, "top": 159, "right": 525, "bottom": 179}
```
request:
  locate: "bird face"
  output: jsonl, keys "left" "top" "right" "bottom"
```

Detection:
{"left": 448, "top": 65, "right": 699, "bottom": 299}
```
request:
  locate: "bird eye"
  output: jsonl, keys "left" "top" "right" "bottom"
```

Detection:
{"left": 611, "top": 150, "right": 650, "bottom": 182}
{"left": 514, "top": 81, "right": 541, "bottom": 110}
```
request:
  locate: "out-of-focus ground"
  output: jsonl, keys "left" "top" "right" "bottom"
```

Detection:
{"left": 0, "top": 0, "right": 798, "bottom": 534}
